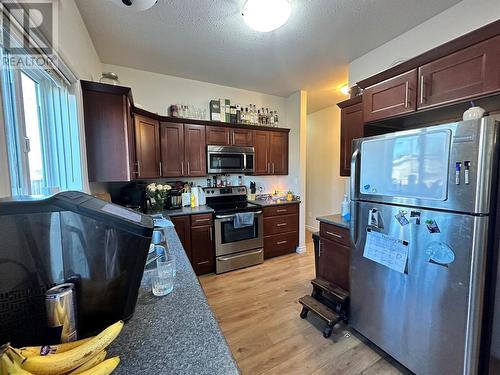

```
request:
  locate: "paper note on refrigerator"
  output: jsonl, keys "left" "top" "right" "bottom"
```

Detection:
{"left": 363, "top": 230, "right": 409, "bottom": 274}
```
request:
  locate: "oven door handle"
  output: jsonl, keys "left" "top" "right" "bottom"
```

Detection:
{"left": 215, "top": 210, "right": 263, "bottom": 220}
{"left": 218, "top": 249, "right": 263, "bottom": 261}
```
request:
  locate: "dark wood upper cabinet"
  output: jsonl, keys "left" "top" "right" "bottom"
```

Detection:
{"left": 160, "top": 122, "right": 185, "bottom": 177}
{"left": 338, "top": 97, "right": 364, "bottom": 177}
{"left": 363, "top": 69, "right": 418, "bottom": 123}
{"left": 418, "top": 35, "right": 500, "bottom": 110}
{"left": 81, "top": 82, "right": 134, "bottom": 182}
{"left": 190, "top": 224, "right": 214, "bottom": 275}
{"left": 253, "top": 130, "right": 270, "bottom": 175}
{"left": 184, "top": 124, "right": 206, "bottom": 177}
{"left": 206, "top": 126, "right": 230, "bottom": 145}
{"left": 269, "top": 131, "right": 288, "bottom": 175}
{"left": 253, "top": 130, "right": 288, "bottom": 175}
{"left": 232, "top": 128, "right": 253, "bottom": 147}
{"left": 206, "top": 126, "right": 253, "bottom": 147}
{"left": 134, "top": 114, "right": 160, "bottom": 179}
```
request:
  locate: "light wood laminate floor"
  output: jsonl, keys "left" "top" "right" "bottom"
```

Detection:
{"left": 199, "top": 232, "right": 408, "bottom": 375}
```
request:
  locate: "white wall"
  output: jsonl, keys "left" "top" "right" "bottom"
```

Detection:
{"left": 306, "top": 104, "right": 348, "bottom": 231}
{"left": 349, "top": 0, "right": 500, "bottom": 85}
{"left": 0, "top": 0, "right": 103, "bottom": 197}
{"left": 57, "top": 0, "right": 103, "bottom": 81}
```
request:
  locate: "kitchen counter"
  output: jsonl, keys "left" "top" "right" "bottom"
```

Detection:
{"left": 109, "top": 227, "right": 239, "bottom": 375}
{"left": 250, "top": 199, "right": 301, "bottom": 207}
{"left": 161, "top": 205, "right": 214, "bottom": 217}
{"left": 316, "top": 214, "right": 350, "bottom": 229}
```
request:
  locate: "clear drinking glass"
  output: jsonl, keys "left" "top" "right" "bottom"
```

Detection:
{"left": 152, "top": 252, "right": 176, "bottom": 296}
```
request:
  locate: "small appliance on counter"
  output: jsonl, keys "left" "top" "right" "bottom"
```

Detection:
{"left": 166, "top": 189, "right": 182, "bottom": 210}
{"left": 120, "top": 182, "right": 147, "bottom": 212}
{"left": 0, "top": 191, "right": 154, "bottom": 347}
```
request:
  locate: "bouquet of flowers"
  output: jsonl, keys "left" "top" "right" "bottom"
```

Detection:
{"left": 147, "top": 183, "right": 171, "bottom": 212}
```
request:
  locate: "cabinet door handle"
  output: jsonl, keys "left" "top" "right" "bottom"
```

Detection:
{"left": 187, "top": 162, "right": 190, "bottom": 176}
{"left": 276, "top": 223, "right": 287, "bottom": 227}
{"left": 232, "top": 132, "right": 235, "bottom": 145}
{"left": 159, "top": 162, "right": 163, "bottom": 176}
{"left": 326, "top": 231, "right": 342, "bottom": 239}
{"left": 136, "top": 160, "right": 141, "bottom": 176}
{"left": 420, "top": 75, "right": 425, "bottom": 104}
{"left": 195, "top": 218, "right": 211, "bottom": 223}
{"left": 227, "top": 132, "right": 230, "bottom": 145}
{"left": 277, "top": 240, "right": 288, "bottom": 245}
{"left": 276, "top": 209, "right": 288, "bottom": 213}
{"left": 181, "top": 162, "right": 184, "bottom": 176}
{"left": 318, "top": 242, "right": 322, "bottom": 257}
{"left": 209, "top": 227, "right": 213, "bottom": 241}
{"left": 404, "top": 81, "right": 409, "bottom": 108}
{"left": 272, "top": 163, "right": 275, "bottom": 174}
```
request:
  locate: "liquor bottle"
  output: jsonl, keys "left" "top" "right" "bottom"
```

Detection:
{"left": 270, "top": 111, "right": 275, "bottom": 125}
{"left": 241, "top": 107, "right": 246, "bottom": 124}
{"left": 274, "top": 111, "right": 279, "bottom": 126}
{"left": 236, "top": 104, "right": 242, "bottom": 124}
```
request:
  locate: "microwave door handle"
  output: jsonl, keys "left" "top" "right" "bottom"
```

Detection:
{"left": 243, "top": 153, "right": 247, "bottom": 171}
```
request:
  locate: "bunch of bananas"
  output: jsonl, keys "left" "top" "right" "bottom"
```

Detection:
{"left": 0, "top": 321, "right": 124, "bottom": 375}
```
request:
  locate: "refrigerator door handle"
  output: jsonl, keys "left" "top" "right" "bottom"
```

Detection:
{"left": 351, "top": 147, "right": 360, "bottom": 200}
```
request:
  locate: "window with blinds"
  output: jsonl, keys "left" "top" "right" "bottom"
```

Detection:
{"left": 0, "top": 2, "right": 83, "bottom": 196}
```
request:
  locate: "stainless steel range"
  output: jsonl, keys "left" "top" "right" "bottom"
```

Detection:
{"left": 204, "top": 187, "right": 263, "bottom": 274}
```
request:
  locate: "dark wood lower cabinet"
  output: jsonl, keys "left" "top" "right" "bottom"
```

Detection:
{"left": 263, "top": 203, "right": 299, "bottom": 259}
{"left": 317, "top": 224, "right": 350, "bottom": 292}
{"left": 170, "top": 215, "right": 192, "bottom": 262}
{"left": 190, "top": 225, "right": 215, "bottom": 275}
{"left": 170, "top": 214, "right": 215, "bottom": 275}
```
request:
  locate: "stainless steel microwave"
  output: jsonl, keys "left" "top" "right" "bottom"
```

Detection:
{"left": 207, "top": 145, "right": 255, "bottom": 174}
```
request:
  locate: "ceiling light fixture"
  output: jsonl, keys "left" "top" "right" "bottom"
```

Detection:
{"left": 243, "top": 0, "right": 291, "bottom": 32}
{"left": 109, "top": 0, "right": 157, "bottom": 11}
{"left": 340, "top": 85, "right": 350, "bottom": 96}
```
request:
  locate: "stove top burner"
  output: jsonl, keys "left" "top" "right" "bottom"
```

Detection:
{"left": 207, "top": 201, "right": 260, "bottom": 215}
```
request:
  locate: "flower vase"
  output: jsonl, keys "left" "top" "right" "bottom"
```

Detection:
{"left": 151, "top": 197, "right": 166, "bottom": 213}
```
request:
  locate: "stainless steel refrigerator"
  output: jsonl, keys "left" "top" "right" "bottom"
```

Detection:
{"left": 350, "top": 117, "right": 499, "bottom": 375}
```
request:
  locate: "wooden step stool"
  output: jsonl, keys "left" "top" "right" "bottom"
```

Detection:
{"left": 299, "top": 277, "right": 349, "bottom": 338}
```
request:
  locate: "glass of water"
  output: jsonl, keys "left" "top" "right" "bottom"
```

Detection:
{"left": 152, "top": 252, "right": 176, "bottom": 297}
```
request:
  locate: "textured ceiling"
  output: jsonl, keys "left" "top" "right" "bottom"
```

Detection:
{"left": 76, "top": 0, "right": 461, "bottom": 113}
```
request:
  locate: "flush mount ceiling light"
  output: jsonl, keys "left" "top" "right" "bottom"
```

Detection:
{"left": 109, "top": 0, "right": 157, "bottom": 11}
{"left": 243, "top": 0, "right": 291, "bottom": 32}
{"left": 339, "top": 85, "right": 350, "bottom": 96}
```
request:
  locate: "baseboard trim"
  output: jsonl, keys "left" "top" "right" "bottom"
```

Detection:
{"left": 296, "top": 245, "right": 307, "bottom": 254}
{"left": 306, "top": 224, "right": 319, "bottom": 232}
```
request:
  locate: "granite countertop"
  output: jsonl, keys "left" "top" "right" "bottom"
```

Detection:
{"left": 161, "top": 205, "right": 214, "bottom": 217}
{"left": 250, "top": 199, "right": 301, "bottom": 207}
{"left": 317, "top": 214, "right": 351, "bottom": 229}
{"left": 109, "top": 227, "right": 238, "bottom": 375}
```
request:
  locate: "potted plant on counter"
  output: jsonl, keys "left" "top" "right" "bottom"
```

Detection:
{"left": 147, "top": 183, "right": 171, "bottom": 212}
